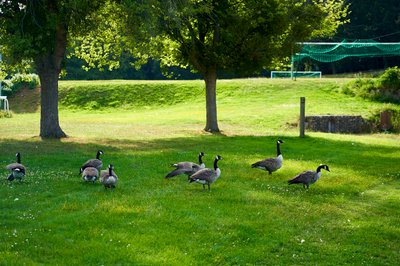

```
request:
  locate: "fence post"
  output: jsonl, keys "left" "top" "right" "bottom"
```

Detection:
{"left": 380, "top": 110, "right": 392, "bottom": 131}
{"left": 300, "top": 97, "right": 306, "bottom": 137}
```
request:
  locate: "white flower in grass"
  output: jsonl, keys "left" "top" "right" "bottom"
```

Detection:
{"left": 300, "top": 239, "right": 305, "bottom": 244}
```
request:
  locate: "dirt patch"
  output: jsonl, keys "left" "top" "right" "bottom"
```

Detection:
{"left": 8, "top": 87, "right": 41, "bottom": 113}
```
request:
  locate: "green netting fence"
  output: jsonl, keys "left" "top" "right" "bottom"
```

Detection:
{"left": 293, "top": 40, "right": 400, "bottom": 63}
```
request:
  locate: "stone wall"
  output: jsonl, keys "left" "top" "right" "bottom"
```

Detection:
{"left": 305, "top": 115, "right": 371, "bottom": 133}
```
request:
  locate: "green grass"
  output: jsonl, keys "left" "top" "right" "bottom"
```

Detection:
{"left": 1, "top": 78, "right": 400, "bottom": 265}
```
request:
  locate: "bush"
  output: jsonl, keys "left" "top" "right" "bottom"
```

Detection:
{"left": 341, "top": 67, "right": 400, "bottom": 103}
{"left": 341, "top": 78, "right": 376, "bottom": 98}
{"left": 377, "top": 67, "right": 400, "bottom": 90}
{"left": 10, "top": 73, "right": 40, "bottom": 90}
{"left": 0, "top": 73, "right": 40, "bottom": 97}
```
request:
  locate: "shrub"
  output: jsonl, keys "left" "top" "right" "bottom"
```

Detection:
{"left": 340, "top": 78, "right": 377, "bottom": 98}
{"left": 0, "top": 80, "right": 14, "bottom": 96}
{"left": 10, "top": 73, "right": 40, "bottom": 90}
{"left": 0, "top": 73, "right": 40, "bottom": 97}
{"left": 377, "top": 66, "right": 400, "bottom": 90}
{"left": 341, "top": 67, "right": 400, "bottom": 103}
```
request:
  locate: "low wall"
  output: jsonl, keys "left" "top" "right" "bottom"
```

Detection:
{"left": 305, "top": 115, "right": 371, "bottom": 133}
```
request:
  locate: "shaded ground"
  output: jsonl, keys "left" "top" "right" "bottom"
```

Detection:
{"left": 8, "top": 87, "right": 40, "bottom": 113}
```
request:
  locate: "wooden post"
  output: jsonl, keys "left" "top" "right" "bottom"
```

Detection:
{"left": 300, "top": 97, "right": 305, "bottom": 137}
{"left": 380, "top": 110, "right": 392, "bottom": 131}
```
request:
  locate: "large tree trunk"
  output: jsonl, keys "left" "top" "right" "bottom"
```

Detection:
{"left": 35, "top": 24, "right": 67, "bottom": 139}
{"left": 204, "top": 66, "right": 220, "bottom": 132}
{"left": 37, "top": 66, "right": 66, "bottom": 138}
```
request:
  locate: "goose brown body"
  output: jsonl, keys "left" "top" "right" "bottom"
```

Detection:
{"left": 252, "top": 140, "right": 284, "bottom": 174}
{"left": 80, "top": 150, "right": 103, "bottom": 174}
{"left": 165, "top": 152, "right": 205, "bottom": 178}
{"left": 288, "top": 164, "right": 330, "bottom": 189}
{"left": 6, "top": 152, "right": 26, "bottom": 181}
{"left": 189, "top": 155, "right": 222, "bottom": 191}
{"left": 100, "top": 164, "right": 118, "bottom": 190}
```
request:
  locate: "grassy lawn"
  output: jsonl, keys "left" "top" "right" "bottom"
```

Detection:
{"left": 1, "top": 78, "right": 399, "bottom": 265}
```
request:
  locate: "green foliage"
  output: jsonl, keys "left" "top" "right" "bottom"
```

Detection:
{"left": 10, "top": 74, "right": 40, "bottom": 90}
{"left": 377, "top": 67, "right": 400, "bottom": 90}
{"left": 341, "top": 67, "right": 400, "bottom": 103}
{"left": 70, "top": 1, "right": 130, "bottom": 72}
{"left": 1, "top": 74, "right": 39, "bottom": 97}
{"left": 120, "top": 0, "right": 348, "bottom": 75}
{"left": 0, "top": 1, "right": 109, "bottom": 64}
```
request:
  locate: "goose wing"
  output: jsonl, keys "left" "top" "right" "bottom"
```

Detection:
{"left": 288, "top": 170, "right": 315, "bottom": 185}
{"left": 252, "top": 157, "right": 278, "bottom": 170}
{"left": 81, "top": 159, "right": 102, "bottom": 171}
{"left": 165, "top": 168, "right": 190, "bottom": 178}
{"left": 6, "top": 163, "right": 26, "bottom": 173}
{"left": 167, "top": 162, "right": 201, "bottom": 178}
{"left": 189, "top": 168, "right": 215, "bottom": 183}
{"left": 100, "top": 169, "right": 117, "bottom": 179}
{"left": 172, "top": 162, "right": 198, "bottom": 169}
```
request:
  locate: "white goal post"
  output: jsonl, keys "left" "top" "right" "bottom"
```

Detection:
{"left": 270, "top": 71, "right": 322, "bottom": 79}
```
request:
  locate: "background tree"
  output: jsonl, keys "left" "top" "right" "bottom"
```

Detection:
{"left": 0, "top": 0, "right": 108, "bottom": 138}
{"left": 122, "top": 0, "right": 348, "bottom": 132}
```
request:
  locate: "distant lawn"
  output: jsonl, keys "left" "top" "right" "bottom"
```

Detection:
{"left": 1, "top": 78, "right": 399, "bottom": 265}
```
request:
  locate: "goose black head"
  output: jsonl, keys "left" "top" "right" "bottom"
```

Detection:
{"left": 216, "top": 155, "right": 222, "bottom": 161}
{"left": 317, "top": 164, "right": 330, "bottom": 172}
{"left": 199, "top": 152, "right": 205, "bottom": 156}
{"left": 277, "top": 140, "right": 284, "bottom": 144}
{"left": 322, "top": 165, "right": 330, "bottom": 172}
{"left": 96, "top": 150, "right": 104, "bottom": 159}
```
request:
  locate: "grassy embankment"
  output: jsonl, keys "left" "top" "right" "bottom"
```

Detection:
{"left": 0, "top": 78, "right": 399, "bottom": 265}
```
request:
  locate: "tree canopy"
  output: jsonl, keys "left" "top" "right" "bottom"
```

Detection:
{"left": 121, "top": 0, "right": 349, "bottom": 132}
{"left": 0, "top": 0, "right": 109, "bottom": 138}
{"left": 1, "top": 0, "right": 349, "bottom": 136}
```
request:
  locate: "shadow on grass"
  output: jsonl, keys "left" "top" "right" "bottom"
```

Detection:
{"left": 1, "top": 134, "right": 398, "bottom": 168}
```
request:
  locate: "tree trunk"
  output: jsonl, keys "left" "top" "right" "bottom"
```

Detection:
{"left": 37, "top": 66, "right": 66, "bottom": 138}
{"left": 203, "top": 66, "right": 220, "bottom": 132}
{"left": 35, "top": 24, "right": 67, "bottom": 139}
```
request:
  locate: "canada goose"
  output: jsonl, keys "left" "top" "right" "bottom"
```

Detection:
{"left": 165, "top": 152, "right": 205, "bottom": 178}
{"left": 100, "top": 164, "right": 118, "bottom": 190}
{"left": 5, "top": 152, "right": 26, "bottom": 181}
{"left": 81, "top": 167, "right": 99, "bottom": 183}
{"left": 251, "top": 140, "right": 284, "bottom": 174}
{"left": 288, "top": 164, "right": 330, "bottom": 189}
{"left": 189, "top": 155, "right": 222, "bottom": 191}
{"left": 80, "top": 150, "right": 103, "bottom": 174}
